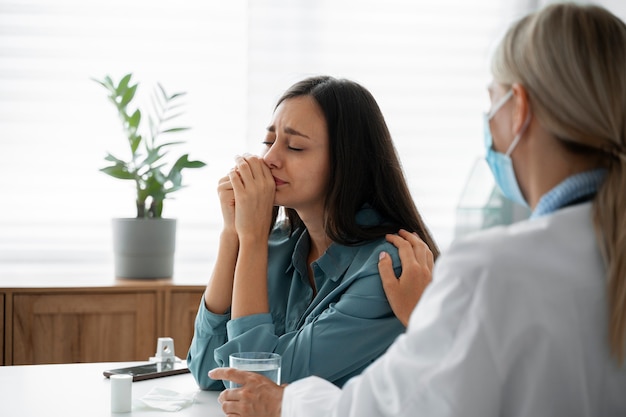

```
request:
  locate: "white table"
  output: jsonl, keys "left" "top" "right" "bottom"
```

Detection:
{"left": 0, "top": 361, "right": 223, "bottom": 416}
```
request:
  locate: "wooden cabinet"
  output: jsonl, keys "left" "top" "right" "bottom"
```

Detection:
{"left": 1, "top": 280, "right": 205, "bottom": 366}
{"left": 0, "top": 294, "right": 4, "bottom": 363}
{"left": 13, "top": 292, "right": 157, "bottom": 365}
{"left": 166, "top": 289, "right": 204, "bottom": 356}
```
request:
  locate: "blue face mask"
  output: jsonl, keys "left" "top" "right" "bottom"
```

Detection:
{"left": 484, "top": 90, "right": 529, "bottom": 207}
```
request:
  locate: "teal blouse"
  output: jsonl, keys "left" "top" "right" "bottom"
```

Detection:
{"left": 187, "top": 207, "right": 406, "bottom": 390}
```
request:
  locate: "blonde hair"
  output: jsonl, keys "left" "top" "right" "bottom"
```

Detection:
{"left": 492, "top": 3, "right": 626, "bottom": 363}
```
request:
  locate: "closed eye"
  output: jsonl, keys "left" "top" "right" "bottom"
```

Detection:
{"left": 263, "top": 140, "right": 302, "bottom": 151}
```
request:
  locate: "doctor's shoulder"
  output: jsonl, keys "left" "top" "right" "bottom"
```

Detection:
{"left": 437, "top": 203, "right": 594, "bottom": 285}
{"left": 435, "top": 214, "right": 554, "bottom": 282}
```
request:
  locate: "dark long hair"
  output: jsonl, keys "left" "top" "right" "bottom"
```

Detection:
{"left": 270, "top": 76, "right": 439, "bottom": 258}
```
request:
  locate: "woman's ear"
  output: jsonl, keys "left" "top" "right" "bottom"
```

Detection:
{"left": 511, "top": 83, "right": 531, "bottom": 135}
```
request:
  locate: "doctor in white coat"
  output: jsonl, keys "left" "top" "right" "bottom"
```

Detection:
{"left": 209, "top": 3, "right": 626, "bottom": 416}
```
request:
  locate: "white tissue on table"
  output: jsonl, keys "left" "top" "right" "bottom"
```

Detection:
{"left": 137, "top": 387, "right": 195, "bottom": 412}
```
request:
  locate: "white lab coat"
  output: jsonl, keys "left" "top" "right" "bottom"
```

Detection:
{"left": 282, "top": 202, "right": 626, "bottom": 417}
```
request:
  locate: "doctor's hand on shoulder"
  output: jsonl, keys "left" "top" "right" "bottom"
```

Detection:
{"left": 378, "top": 229, "right": 434, "bottom": 327}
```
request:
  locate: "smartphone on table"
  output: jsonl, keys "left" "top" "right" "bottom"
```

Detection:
{"left": 103, "top": 361, "right": 189, "bottom": 382}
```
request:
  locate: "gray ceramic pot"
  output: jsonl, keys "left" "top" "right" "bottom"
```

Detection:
{"left": 112, "top": 218, "right": 176, "bottom": 279}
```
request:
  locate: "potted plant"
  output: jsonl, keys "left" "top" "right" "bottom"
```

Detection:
{"left": 94, "top": 73, "right": 206, "bottom": 279}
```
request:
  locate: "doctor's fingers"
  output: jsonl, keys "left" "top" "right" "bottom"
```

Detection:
{"left": 378, "top": 251, "right": 416, "bottom": 327}
{"left": 384, "top": 232, "right": 433, "bottom": 296}
{"left": 215, "top": 377, "right": 284, "bottom": 417}
{"left": 220, "top": 396, "right": 281, "bottom": 417}
{"left": 395, "top": 230, "right": 434, "bottom": 271}
{"left": 378, "top": 250, "right": 398, "bottom": 287}
{"left": 385, "top": 232, "right": 430, "bottom": 274}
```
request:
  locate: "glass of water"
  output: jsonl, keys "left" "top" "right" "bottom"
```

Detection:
{"left": 228, "top": 352, "right": 281, "bottom": 388}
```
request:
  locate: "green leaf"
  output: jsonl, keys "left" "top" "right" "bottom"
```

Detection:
{"left": 116, "top": 73, "right": 133, "bottom": 94}
{"left": 92, "top": 75, "right": 116, "bottom": 92}
{"left": 148, "top": 115, "right": 159, "bottom": 144}
{"left": 168, "top": 154, "right": 206, "bottom": 180}
{"left": 120, "top": 84, "right": 137, "bottom": 108}
{"left": 138, "top": 162, "right": 167, "bottom": 179}
{"left": 128, "top": 109, "right": 141, "bottom": 130}
{"left": 161, "top": 111, "right": 185, "bottom": 123}
{"left": 161, "top": 127, "right": 190, "bottom": 134}
{"left": 156, "top": 83, "right": 168, "bottom": 100}
{"left": 152, "top": 87, "right": 166, "bottom": 110}
{"left": 100, "top": 165, "right": 135, "bottom": 180}
{"left": 91, "top": 77, "right": 109, "bottom": 90}
{"left": 169, "top": 169, "right": 183, "bottom": 187}
{"left": 141, "top": 148, "right": 165, "bottom": 166}
{"left": 185, "top": 160, "right": 206, "bottom": 168}
{"left": 164, "top": 184, "right": 184, "bottom": 196}
{"left": 130, "top": 134, "right": 142, "bottom": 154}
{"left": 168, "top": 91, "right": 187, "bottom": 100}
{"left": 154, "top": 141, "right": 184, "bottom": 151}
{"left": 153, "top": 170, "right": 167, "bottom": 186}
{"left": 103, "top": 75, "right": 115, "bottom": 89}
{"left": 103, "top": 152, "right": 128, "bottom": 165}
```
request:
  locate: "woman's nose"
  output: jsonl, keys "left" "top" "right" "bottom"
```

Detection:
{"left": 263, "top": 142, "right": 281, "bottom": 168}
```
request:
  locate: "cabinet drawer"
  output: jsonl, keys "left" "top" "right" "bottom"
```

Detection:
{"left": 13, "top": 292, "right": 157, "bottom": 364}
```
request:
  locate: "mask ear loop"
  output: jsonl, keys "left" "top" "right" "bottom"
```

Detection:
{"left": 505, "top": 111, "right": 532, "bottom": 157}
{"left": 487, "top": 90, "right": 514, "bottom": 120}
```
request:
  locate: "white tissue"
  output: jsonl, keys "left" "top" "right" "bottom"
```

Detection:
{"left": 138, "top": 387, "right": 195, "bottom": 412}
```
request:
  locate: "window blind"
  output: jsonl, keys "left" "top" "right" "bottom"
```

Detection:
{"left": 0, "top": 0, "right": 247, "bottom": 278}
{"left": 1, "top": 0, "right": 519, "bottom": 280}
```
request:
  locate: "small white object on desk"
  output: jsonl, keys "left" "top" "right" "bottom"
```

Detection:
{"left": 138, "top": 387, "right": 195, "bottom": 412}
{"left": 110, "top": 374, "right": 133, "bottom": 413}
{"left": 149, "top": 337, "right": 182, "bottom": 364}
